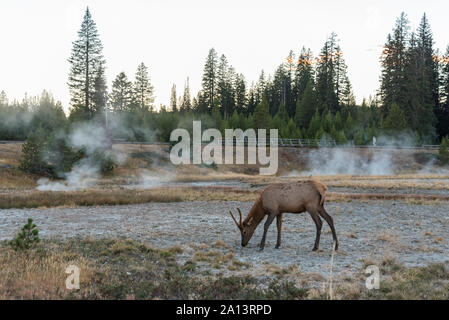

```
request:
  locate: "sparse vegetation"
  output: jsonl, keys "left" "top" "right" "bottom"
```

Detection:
{"left": 9, "top": 218, "right": 40, "bottom": 251}
{"left": 0, "top": 239, "right": 308, "bottom": 300}
{"left": 1, "top": 239, "right": 448, "bottom": 300}
{"left": 439, "top": 136, "right": 449, "bottom": 164}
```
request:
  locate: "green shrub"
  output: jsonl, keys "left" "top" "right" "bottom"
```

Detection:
{"left": 19, "top": 129, "right": 83, "bottom": 178}
{"left": 89, "top": 149, "right": 116, "bottom": 174}
{"left": 439, "top": 136, "right": 449, "bottom": 164}
{"left": 18, "top": 128, "right": 55, "bottom": 177}
{"left": 10, "top": 218, "right": 40, "bottom": 251}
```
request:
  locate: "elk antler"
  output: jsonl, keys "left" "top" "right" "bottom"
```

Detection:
{"left": 229, "top": 210, "right": 242, "bottom": 230}
{"left": 237, "top": 208, "right": 243, "bottom": 226}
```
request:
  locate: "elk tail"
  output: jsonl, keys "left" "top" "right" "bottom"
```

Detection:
{"left": 311, "top": 180, "right": 327, "bottom": 206}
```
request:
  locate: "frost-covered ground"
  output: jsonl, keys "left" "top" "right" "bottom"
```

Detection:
{"left": 1, "top": 200, "right": 448, "bottom": 282}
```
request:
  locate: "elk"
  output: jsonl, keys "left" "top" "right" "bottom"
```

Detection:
{"left": 229, "top": 180, "right": 338, "bottom": 251}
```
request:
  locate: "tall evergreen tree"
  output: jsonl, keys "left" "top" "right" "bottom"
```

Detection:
{"left": 201, "top": 48, "right": 218, "bottom": 111}
{"left": 295, "top": 81, "right": 318, "bottom": 129}
{"left": 217, "top": 54, "right": 236, "bottom": 118}
{"left": 255, "top": 71, "right": 267, "bottom": 106}
{"left": 170, "top": 84, "right": 177, "bottom": 112}
{"left": 235, "top": 73, "right": 247, "bottom": 114}
{"left": 268, "top": 64, "right": 289, "bottom": 116}
{"left": 253, "top": 94, "right": 271, "bottom": 130}
{"left": 133, "top": 62, "right": 154, "bottom": 111}
{"left": 246, "top": 83, "right": 257, "bottom": 116}
{"left": 293, "top": 47, "right": 314, "bottom": 109}
{"left": 379, "top": 12, "right": 410, "bottom": 118}
{"left": 110, "top": 72, "right": 133, "bottom": 112}
{"left": 315, "top": 32, "right": 340, "bottom": 114}
{"left": 0, "top": 91, "right": 7, "bottom": 106}
{"left": 68, "top": 7, "right": 105, "bottom": 120}
{"left": 93, "top": 64, "right": 107, "bottom": 117}
{"left": 439, "top": 46, "right": 449, "bottom": 138}
{"left": 180, "top": 77, "right": 192, "bottom": 113}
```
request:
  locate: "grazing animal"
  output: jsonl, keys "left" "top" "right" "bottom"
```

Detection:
{"left": 229, "top": 180, "right": 338, "bottom": 251}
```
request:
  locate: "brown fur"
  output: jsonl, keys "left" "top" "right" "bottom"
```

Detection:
{"left": 229, "top": 180, "right": 338, "bottom": 251}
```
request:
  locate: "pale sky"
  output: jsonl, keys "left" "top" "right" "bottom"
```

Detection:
{"left": 0, "top": 0, "right": 448, "bottom": 113}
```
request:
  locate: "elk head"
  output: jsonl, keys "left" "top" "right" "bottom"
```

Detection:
{"left": 229, "top": 208, "right": 256, "bottom": 247}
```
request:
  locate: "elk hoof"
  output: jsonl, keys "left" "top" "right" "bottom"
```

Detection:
{"left": 312, "top": 247, "right": 318, "bottom": 251}
{"left": 259, "top": 245, "right": 265, "bottom": 251}
{"left": 275, "top": 244, "right": 281, "bottom": 249}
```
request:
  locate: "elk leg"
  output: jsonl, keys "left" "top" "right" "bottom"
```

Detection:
{"left": 318, "top": 207, "right": 339, "bottom": 250}
{"left": 308, "top": 210, "right": 322, "bottom": 251}
{"left": 259, "top": 213, "right": 276, "bottom": 251}
{"left": 275, "top": 213, "right": 283, "bottom": 249}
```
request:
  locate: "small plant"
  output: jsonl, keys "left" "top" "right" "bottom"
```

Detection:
{"left": 10, "top": 218, "right": 40, "bottom": 251}
{"left": 439, "top": 136, "right": 449, "bottom": 165}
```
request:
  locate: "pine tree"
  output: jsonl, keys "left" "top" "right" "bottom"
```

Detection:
{"left": 340, "top": 75, "right": 355, "bottom": 106}
{"left": 379, "top": 13, "right": 410, "bottom": 119}
{"left": 93, "top": 64, "right": 107, "bottom": 118}
{"left": 276, "top": 100, "right": 289, "bottom": 123}
{"left": 255, "top": 71, "right": 266, "bottom": 105}
{"left": 133, "top": 63, "right": 154, "bottom": 111}
{"left": 286, "top": 118, "right": 301, "bottom": 138}
{"left": 383, "top": 102, "right": 407, "bottom": 130}
{"left": 315, "top": 32, "right": 340, "bottom": 114}
{"left": 170, "top": 84, "right": 177, "bottom": 112}
{"left": 333, "top": 111, "right": 343, "bottom": 131}
{"left": 293, "top": 47, "right": 314, "bottom": 109}
{"left": 235, "top": 73, "right": 247, "bottom": 114}
{"left": 439, "top": 46, "right": 449, "bottom": 139}
{"left": 110, "top": 72, "right": 133, "bottom": 112}
{"left": 417, "top": 14, "right": 440, "bottom": 125}
{"left": 254, "top": 95, "right": 271, "bottom": 130}
{"left": 405, "top": 33, "right": 436, "bottom": 139}
{"left": 68, "top": 7, "right": 105, "bottom": 120}
{"left": 284, "top": 51, "right": 295, "bottom": 117}
{"left": 269, "top": 64, "right": 289, "bottom": 116}
{"left": 0, "top": 90, "right": 7, "bottom": 106}
{"left": 246, "top": 84, "right": 257, "bottom": 116}
{"left": 295, "top": 81, "right": 317, "bottom": 130}
{"left": 180, "top": 77, "right": 192, "bottom": 113}
{"left": 307, "top": 109, "right": 321, "bottom": 138}
{"left": 217, "top": 54, "right": 237, "bottom": 118}
{"left": 201, "top": 48, "right": 218, "bottom": 111}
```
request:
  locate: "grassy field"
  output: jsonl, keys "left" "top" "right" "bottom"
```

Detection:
{"left": 0, "top": 238, "right": 448, "bottom": 300}
{"left": 1, "top": 142, "right": 448, "bottom": 300}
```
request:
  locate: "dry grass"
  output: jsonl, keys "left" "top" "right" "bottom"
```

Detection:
{"left": 0, "top": 168, "right": 37, "bottom": 190}
{"left": 0, "top": 238, "right": 307, "bottom": 300}
{"left": 0, "top": 143, "right": 23, "bottom": 166}
{"left": 0, "top": 241, "right": 95, "bottom": 299}
{"left": 0, "top": 238, "right": 448, "bottom": 300}
{"left": 0, "top": 188, "right": 182, "bottom": 209}
{"left": 376, "top": 230, "right": 400, "bottom": 244}
{"left": 2, "top": 184, "right": 449, "bottom": 209}
{"left": 0, "top": 185, "right": 262, "bottom": 209}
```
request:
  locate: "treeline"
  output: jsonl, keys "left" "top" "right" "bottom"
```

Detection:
{"left": 1, "top": 9, "right": 449, "bottom": 146}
